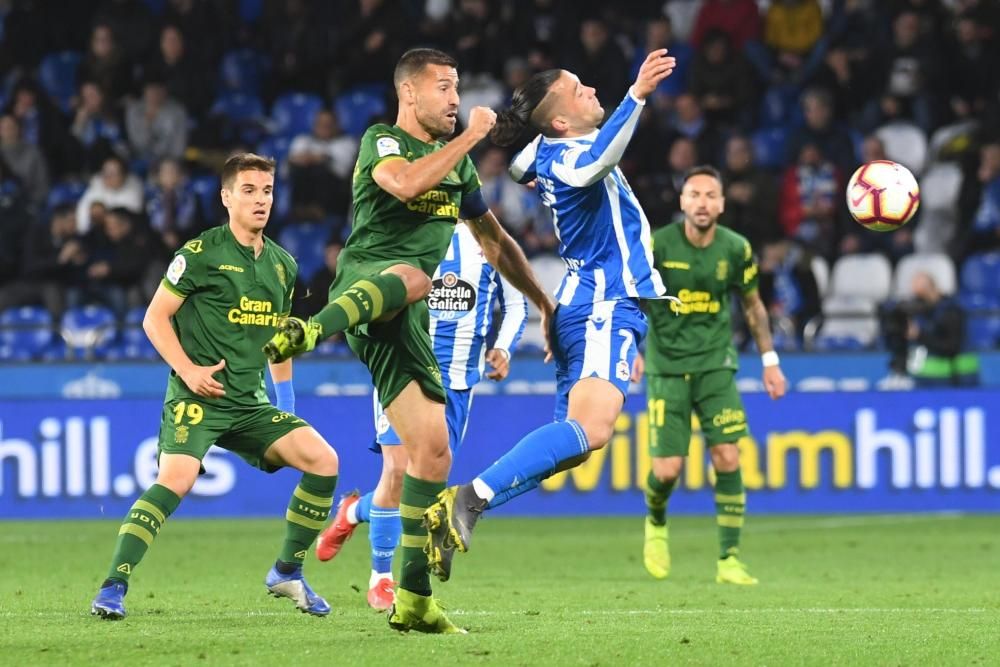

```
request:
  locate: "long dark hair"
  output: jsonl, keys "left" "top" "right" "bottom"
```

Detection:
{"left": 490, "top": 69, "right": 562, "bottom": 147}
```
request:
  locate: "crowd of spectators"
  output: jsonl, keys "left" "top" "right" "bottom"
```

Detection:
{"left": 0, "top": 0, "right": 998, "bottom": 357}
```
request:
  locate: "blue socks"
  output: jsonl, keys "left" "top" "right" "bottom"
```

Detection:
{"left": 477, "top": 420, "right": 588, "bottom": 499}
{"left": 354, "top": 491, "right": 399, "bottom": 576}
{"left": 486, "top": 474, "right": 542, "bottom": 510}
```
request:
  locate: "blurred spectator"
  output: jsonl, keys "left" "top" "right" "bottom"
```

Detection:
{"left": 634, "top": 135, "right": 697, "bottom": 228}
{"left": 293, "top": 239, "right": 343, "bottom": 320}
{"left": 4, "top": 78, "right": 72, "bottom": 177}
{"left": 71, "top": 80, "right": 127, "bottom": 174}
{"left": 688, "top": 29, "right": 756, "bottom": 130}
{"left": 265, "top": 0, "right": 329, "bottom": 97}
{"left": 746, "top": 0, "right": 825, "bottom": 86}
{"left": 446, "top": 0, "right": 504, "bottom": 77}
{"left": 947, "top": 11, "right": 999, "bottom": 123}
{"left": 70, "top": 207, "right": 163, "bottom": 319}
{"left": 565, "top": 18, "right": 629, "bottom": 105}
{"left": 478, "top": 146, "right": 553, "bottom": 255}
{"left": 669, "top": 93, "right": 721, "bottom": 165}
{"left": 757, "top": 239, "right": 821, "bottom": 341}
{"left": 332, "top": 0, "right": 406, "bottom": 91}
{"left": 779, "top": 142, "right": 841, "bottom": 257}
{"left": 0, "top": 205, "right": 84, "bottom": 325}
{"left": 145, "top": 23, "right": 212, "bottom": 116}
{"left": 0, "top": 157, "right": 32, "bottom": 286}
{"left": 956, "top": 141, "right": 1000, "bottom": 257}
{"left": 125, "top": 77, "right": 188, "bottom": 164}
{"left": 76, "top": 155, "right": 143, "bottom": 233}
{"left": 690, "top": 0, "right": 761, "bottom": 51}
{"left": 785, "top": 87, "right": 857, "bottom": 175}
{"left": 862, "top": 10, "right": 943, "bottom": 133}
{"left": 162, "top": 0, "right": 232, "bottom": 66}
{"left": 0, "top": 114, "right": 49, "bottom": 209}
{"left": 93, "top": 0, "right": 157, "bottom": 64}
{"left": 719, "top": 135, "right": 781, "bottom": 249}
{"left": 78, "top": 23, "right": 133, "bottom": 102}
{"left": 881, "top": 271, "right": 978, "bottom": 387}
{"left": 630, "top": 16, "right": 692, "bottom": 105}
{"left": 288, "top": 109, "right": 358, "bottom": 222}
{"left": 146, "top": 158, "right": 199, "bottom": 252}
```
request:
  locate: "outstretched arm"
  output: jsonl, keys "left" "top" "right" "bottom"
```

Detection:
{"left": 741, "top": 289, "right": 787, "bottom": 400}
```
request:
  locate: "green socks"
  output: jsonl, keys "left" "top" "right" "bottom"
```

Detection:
{"left": 398, "top": 474, "right": 446, "bottom": 596}
{"left": 645, "top": 470, "right": 676, "bottom": 527}
{"left": 106, "top": 483, "right": 181, "bottom": 582}
{"left": 714, "top": 468, "right": 746, "bottom": 559}
{"left": 280, "top": 473, "right": 338, "bottom": 565}
{"left": 312, "top": 273, "right": 408, "bottom": 338}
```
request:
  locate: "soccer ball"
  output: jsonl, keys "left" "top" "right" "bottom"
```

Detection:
{"left": 846, "top": 160, "right": 920, "bottom": 231}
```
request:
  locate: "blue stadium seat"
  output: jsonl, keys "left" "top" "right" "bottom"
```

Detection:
{"left": 219, "top": 49, "right": 269, "bottom": 95}
{"left": 61, "top": 306, "right": 117, "bottom": 359}
{"left": 210, "top": 92, "right": 268, "bottom": 145}
{"left": 959, "top": 294, "right": 1000, "bottom": 350}
{"left": 273, "top": 175, "right": 292, "bottom": 222}
{"left": 190, "top": 173, "right": 222, "bottom": 223}
{"left": 751, "top": 126, "right": 790, "bottom": 170}
{"left": 46, "top": 180, "right": 86, "bottom": 211}
{"left": 335, "top": 86, "right": 388, "bottom": 138}
{"left": 112, "top": 306, "right": 158, "bottom": 360}
{"left": 0, "top": 306, "right": 53, "bottom": 359}
{"left": 960, "top": 252, "right": 1000, "bottom": 297}
{"left": 278, "top": 222, "right": 332, "bottom": 282}
{"left": 38, "top": 51, "right": 82, "bottom": 113}
{"left": 272, "top": 93, "right": 324, "bottom": 140}
{"left": 814, "top": 335, "right": 867, "bottom": 351}
{"left": 239, "top": 0, "right": 264, "bottom": 23}
{"left": 142, "top": 0, "right": 167, "bottom": 15}
{"left": 258, "top": 135, "right": 292, "bottom": 169}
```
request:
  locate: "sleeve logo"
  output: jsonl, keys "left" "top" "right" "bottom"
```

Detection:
{"left": 166, "top": 255, "right": 187, "bottom": 285}
{"left": 376, "top": 136, "right": 401, "bottom": 158}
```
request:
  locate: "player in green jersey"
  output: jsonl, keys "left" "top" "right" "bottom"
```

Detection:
{"left": 90, "top": 154, "right": 341, "bottom": 620}
{"left": 637, "top": 165, "right": 786, "bottom": 585}
{"left": 262, "top": 49, "right": 552, "bottom": 634}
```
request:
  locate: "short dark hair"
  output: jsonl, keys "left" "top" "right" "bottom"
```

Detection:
{"left": 221, "top": 152, "right": 275, "bottom": 189}
{"left": 393, "top": 48, "right": 458, "bottom": 89}
{"left": 491, "top": 69, "right": 562, "bottom": 146}
{"left": 682, "top": 165, "right": 723, "bottom": 187}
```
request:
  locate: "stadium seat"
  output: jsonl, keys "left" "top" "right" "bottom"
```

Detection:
{"left": 106, "top": 306, "right": 158, "bottom": 361}
{"left": 892, "top": 253, "right": 957, "bottom": 299}
{"left": 958, "top": 294, "right": 1000, "bottom": 351}
{"left": 38, "top": 51, "right": 82, "bottom": 113}
{"left": 278, "top": 222, "right": 332, "bottom": 283}
{"left": 46, "top": 180, "right": 86, "bottom": 211}
{"left": 750, "top": 126, "right": 789, "bottom": 170}
{"left": 61, "top": 306, "right": 117, "bottom": 359}
{"left": 271, "top": 93, "right": 324, "bottom": 140}
{"left": 960, "top": 252, "right": 1000, "bottom": 297}
{"left": 829, "top": 253, "right": 892, "bottom": 302}
{"left": 219, "top": 49, "right": 269, "bottom": 95}
{"left": 0, "top": 306, "right": 53, "bottom": 359}
{"left": 190, "top": 173, "right": 222, "bottom": 224}
{"left": 815, "top": 294, "right": 879, "bottom": 348}
{"left": 875, "top": 121, "right": 928, "bottom": 175}
{"left": 210, "top": 92, "right": 268, "bottom": 145}
{"left": 914, "top": 163, "right": 963, "bottom": 253}
{"left": 335, "top": 86, "right": 388, "bottom": 138}
{"left": 257, "top": 135, "right": 292, "bottom": 176}
{"left": 239, "top": 0, "right": 263, "bottom": 23}
{"left": 928, "top": 119, "right": 978, "bottom": 162}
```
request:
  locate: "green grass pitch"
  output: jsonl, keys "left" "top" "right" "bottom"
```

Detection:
{"left": 3, "top": 514, "right": 998, "bottom": 665}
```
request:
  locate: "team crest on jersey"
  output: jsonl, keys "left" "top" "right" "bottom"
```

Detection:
{"left": 174, "top": 425, "right": 189, "bottom": 444}
{"left": 616, "top": 360, "right": 631, "bottom": 382}
{"left": 275, "top": 263, "right": 286, "bottom": 288}
{"left": 716, "top": 260, "right": 729, "bottom": 281}
{"left": 376, "top": 136, "right": 401, "bottom": 158}
{"left": 376, "top": 413, "right": 391, "bottom": 436}
{"left": 183, "top": 239, "right": 203, "bottom": 253}
{"left": 166, "top": 255, "right": 186, "bottom": 285}
{"left": 427, "top": 271, "right": 476, "bottom": 320}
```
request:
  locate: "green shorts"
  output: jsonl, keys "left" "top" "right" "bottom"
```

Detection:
{"left": 647, "top": 369, "right": 749, "bottom": 458}
{"left": 333, "top": 258, "right": 445, "bottom": 409}
{"left": 158, "top": 399, "right": 309, "bottom": 472}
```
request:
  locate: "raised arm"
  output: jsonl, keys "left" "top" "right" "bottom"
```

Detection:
{"left": 373, "top": 107, "right": 496, "bottom": 203}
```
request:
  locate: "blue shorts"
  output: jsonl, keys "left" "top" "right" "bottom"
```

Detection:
{"left": 552, "top": 299, "right": 647, "bottom": 421}
{"left": 371, "top": 386, "right": 474, "bottom": 453}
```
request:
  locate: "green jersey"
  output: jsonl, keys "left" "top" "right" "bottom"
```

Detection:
{"left": 645, "top": 222, "right": 759, "bottom": 376}
{"left": 161, "top": 224, "right": 297, "bottom": 407}
{"left": 345, "top": 123, "right": 482, "bottom": 276}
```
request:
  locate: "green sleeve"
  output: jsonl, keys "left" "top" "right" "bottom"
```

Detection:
{"left": 282, "top": 260, "right": 297, "bottom": 314}
{"left": 459, "top": 155, "right": 482, "bottom": 196}
{"left": 362, "top": 127, "right": 408, "bottom": 176}
{"left": 734, "top": 237, "right": 759, "bottom": 295}
{"left": 161, "top": 240, "right": 205, "bottom": 298}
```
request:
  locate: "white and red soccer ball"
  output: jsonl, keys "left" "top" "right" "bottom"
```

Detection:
{"left": 846, "top": 160, "right": 921, "bottom": 231}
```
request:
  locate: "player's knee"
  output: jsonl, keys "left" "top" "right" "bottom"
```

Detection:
{"left": 580, "top": 420, "right": 615, "bottom": 450}
{"left": 156, "top": 472, "right": 197, "bottom": 498}
{"left": 710, "top": 444, "right": 740, "bottom": 473}
{"left": 389, "top": 266, "right": 431, "bottom": 303}
{"left": 651, "top": 457, "right": 682, "bottom": 483}
{"left": 301, "top": 439, "right": 339, "bottom": 476}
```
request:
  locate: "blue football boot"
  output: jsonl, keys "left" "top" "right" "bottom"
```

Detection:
{"left": 91, "top": 580, "right": 128, "bottom": 620}
{"left": 265, "top": 565, "right": 330, "bottom": 617}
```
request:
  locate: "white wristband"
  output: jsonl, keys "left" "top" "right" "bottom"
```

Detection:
{"left": 761, "top": 351, "right": 780, "bottom": 367}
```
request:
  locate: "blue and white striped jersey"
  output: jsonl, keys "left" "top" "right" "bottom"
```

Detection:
{"left": 510, "top": 89, "right": 666, "bottom": 307}
{"left": 428, "top": 223, "right": 527, "bottom": 390}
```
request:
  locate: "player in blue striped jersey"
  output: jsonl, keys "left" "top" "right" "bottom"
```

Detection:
{"left": 314, "top": 222, "right": 526, "bottom": 609}
{"left": 425, "top": 50, "right": 677, "bottom": 581}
